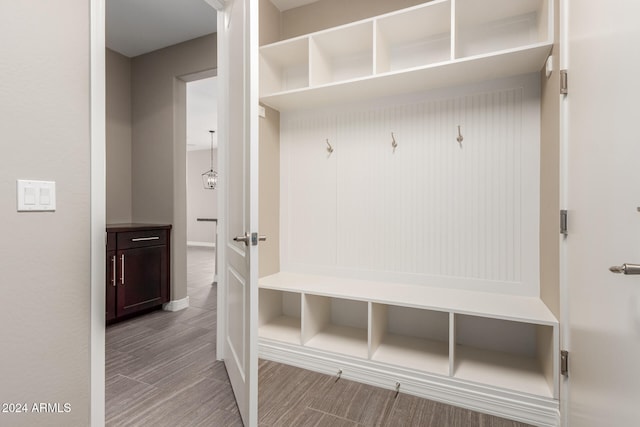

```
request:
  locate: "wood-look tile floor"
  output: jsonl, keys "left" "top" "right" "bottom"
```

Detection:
{"left": 106, "top": 246, "right": 532, "bottom": 427}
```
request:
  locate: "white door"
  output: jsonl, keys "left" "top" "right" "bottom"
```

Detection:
{"left": 216, "top": 0, "right": 259, "bottom": 425}
{"left": 565, "top": 1, "right": 640, "bottom": 425}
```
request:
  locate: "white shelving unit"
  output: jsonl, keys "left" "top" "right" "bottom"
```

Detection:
{"left": 259, "top": 0, "right": 552, "bottom": 111}
{"left": 258, "top": 1, "right": 557, "bottom": 425}
{"left": 259, "top": 272, "right": 559, "bottom": 426}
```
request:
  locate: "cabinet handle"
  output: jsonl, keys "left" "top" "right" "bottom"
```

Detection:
{"left": 111, "top": 255, "right": 116, "bottom": 287}
{"left": 131, "top": 236, "right": 160, "bottom": 242}
{"left": 120, "top": 254, "right": 125, "bottom": 285}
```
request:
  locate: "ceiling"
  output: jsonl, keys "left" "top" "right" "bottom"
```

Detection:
{"left": 106, "top": 0, "right": 218, "bottom": 58}
{"left": 106, "top": 0, "right": 321, "bottom": 57}
{"left": 106, "top": 0, "right": 319, "bottom": 151}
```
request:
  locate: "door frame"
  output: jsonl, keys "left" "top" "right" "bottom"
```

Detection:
{"left": 90, "top": 0, "right": 106, "bottom": 425}
{"left": 558, "top": 0, "right": 569, "bottom": 425}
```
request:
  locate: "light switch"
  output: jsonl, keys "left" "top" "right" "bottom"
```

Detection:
{"left": 24, "top": 187, "right": 36, "bottom": 205}
{"left": 17, "top": 180, "right": 56, "bottom": 212}
{"left": 39, "top": 187, "right": 51, "bottom": 205}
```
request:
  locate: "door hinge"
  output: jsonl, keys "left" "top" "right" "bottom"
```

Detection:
{"left": 561, "top": 350, "right": 569, "bottom": 377}
{"left": 560, "top": 69, "right": 568, "bottom": 95}
{"left": 560, "top": 209, "right": 568, "bottom": 236}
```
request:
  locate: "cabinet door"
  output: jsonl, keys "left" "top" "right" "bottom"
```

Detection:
{"left": 106, "top": 250, "right": 117, "bottom": 322}
{"left": 117, "top": 245, "right": 168, "bottom": 317}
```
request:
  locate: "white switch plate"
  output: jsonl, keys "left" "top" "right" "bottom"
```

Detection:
{"left": 17, "top": 180, "right": 56, "bottom": 212}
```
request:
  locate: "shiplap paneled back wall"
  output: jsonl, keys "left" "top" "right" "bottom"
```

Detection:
{"left": 281, "top": 74, "right": 540, "bottom": 297}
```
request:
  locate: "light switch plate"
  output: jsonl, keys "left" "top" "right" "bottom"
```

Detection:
{"left": 17, "top": 180, "right": 56, "bottom": 212}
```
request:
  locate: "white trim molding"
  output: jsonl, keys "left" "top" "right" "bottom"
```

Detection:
{"left": 90, "top": 0, "right": 106, "bottom": 425}
{"left": 187, "top": 241, "right": 216, "bottom": 248}
{"left": 163, "top": 296, "right": 190, "bottom": 312}
{"left": 260, "top": 340, "right": 560, "bottom": 427}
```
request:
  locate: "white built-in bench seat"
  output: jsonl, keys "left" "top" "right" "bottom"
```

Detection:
{"left": 258, "top": 271, "right": 560, "bottom": 427}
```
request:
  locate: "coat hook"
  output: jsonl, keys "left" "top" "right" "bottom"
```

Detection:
{"left": 391, "top": 132, "right": 398, "bottom": 152}
{"left": 325, "top": 138, "right": 334, "bottom": 155}
{"left": 456, "top": 125, "right": 464, "bottom": 147}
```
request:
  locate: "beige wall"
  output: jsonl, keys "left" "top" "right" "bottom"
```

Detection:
{"left": 131, "top": 33, "right": 217, "bottom": 301}
{"left": 539, "top": 0, "right": 561, "bottom": 318}
{"left": 0, "top": 1, "right": 91, "bottom": 426}
{"left": 259, "top": 2, "right": 283, "bottom": 277}
{"left": 187, "top": 149, "right": 218, "bottom": 244}
{"left": 259, "top": 105, "right": 281, "bottom": 277}
{"left": 281, "top": 0, "right": 426, "bottom": 39}
{"left": 106, "top": 48, "right": 133, "bottom": 223}
{"left": 260, "top": 0, "right": 282, "bottom": 45}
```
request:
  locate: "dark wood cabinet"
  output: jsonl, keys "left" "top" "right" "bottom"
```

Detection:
{"left": 106, "top": 224, "right": 171, "bottom": 323}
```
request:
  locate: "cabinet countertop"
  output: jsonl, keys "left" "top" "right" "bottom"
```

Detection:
{"left": 107, "top": 223, "right": 172, "bottom": 232}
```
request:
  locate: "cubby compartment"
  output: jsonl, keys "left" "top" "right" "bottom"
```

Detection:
{"left": 259, "top": 288, "right": 301, "bottom": 344}
{"left": 455, "top": 0, "right": 550, "bottom": 59}
{"left": 260, "top": 38, "right": 309, "bottom": 95}
{"left": 310, "top": 22, "right": 374, "bottom": 86}
{"left": 453, "top": 314, "right": 555, "bottom": 397}
{"left": 303, "top": 294, "right": 368, "bottom": 359}
{"left": 375, "top": 1, "right": 451, "bottom": 73}
{"left": 370, "top": 304, "right": 449, "bottom": 375}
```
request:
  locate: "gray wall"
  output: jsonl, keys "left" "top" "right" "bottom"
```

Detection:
{"left": 187, "top": 149, "right": 218, "bottom": 244}
{"left": 0, "top": 1, "right": 91, "bottom": 426}
{"left": 106, "top": 48, "right": 133, "bottom": 223}
{"left": 131, "top": 33, "right": 217, "bottom": 301}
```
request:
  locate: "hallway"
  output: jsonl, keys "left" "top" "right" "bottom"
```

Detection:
{"left": 105, "top": 246, "right": 241, "bottom": 425}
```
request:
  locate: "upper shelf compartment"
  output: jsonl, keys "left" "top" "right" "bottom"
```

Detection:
{"left": 259, "top": 0, "right": 552, "bottom": 111}
{"left": 375, "top": 1, "right": 452, "bottom": 73}
{"left": 455, "top": 0, "right": 551, "bottom": 59}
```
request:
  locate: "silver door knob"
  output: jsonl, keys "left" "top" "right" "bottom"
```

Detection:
{"left": 233, "top": 233, "right": 267, "bottom": 246}
{"left": 233, "top": 233, "right": 250, "bottom": 246}
{"left": 609, "top": 263, "right": 640, "bottom": 274}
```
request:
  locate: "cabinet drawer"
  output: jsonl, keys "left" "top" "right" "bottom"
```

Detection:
{"left": 117, "top": 229, "right": 168, "bottom": 249}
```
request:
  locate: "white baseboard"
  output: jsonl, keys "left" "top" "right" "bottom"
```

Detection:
{"left": 163, "top": 296, "right": 189, "bottom": 312}
{"left": 187, "top": 241, "right": 216, "bottom": 248}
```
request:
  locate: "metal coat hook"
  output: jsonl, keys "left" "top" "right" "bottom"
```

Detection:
{"left": 456, "top": 125, "right": 464, "bottom": 147}
{"left": 325, "top": 138, "right": 334, "bottom": 155}
{"left": 391, "top": 132, "right": 398, "bottom": 152}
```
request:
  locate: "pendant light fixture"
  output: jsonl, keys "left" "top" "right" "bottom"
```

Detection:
{"left": 202, "top": 130, "right": 218, "bottom": 190}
